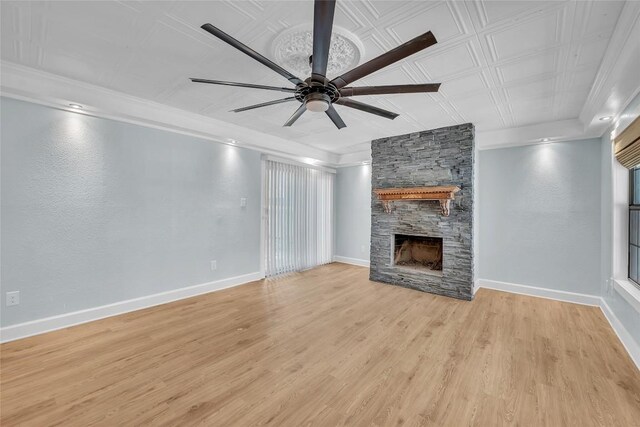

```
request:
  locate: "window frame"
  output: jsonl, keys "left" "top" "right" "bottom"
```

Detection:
{"left": 628, "top": 167, "right": 640, "bottom": 289}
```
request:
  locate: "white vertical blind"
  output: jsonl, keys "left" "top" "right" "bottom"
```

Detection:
{"left": 264, "top": 159, "right": 334, "bottom": 277}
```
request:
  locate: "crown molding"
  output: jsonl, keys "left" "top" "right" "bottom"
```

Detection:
{"left": 0, "top": 61, "right": 340, "bottom": 166}
{"left": 5, "top": 53, "right": 634, "bottom": 167}
{"left": 335, "top": 119, "right": 602, "bottom": 163}
{"left": 475, "top": 119, "right": 602, "bottom": 150}
{"left": 337, "top": 150, "right": 372, "bottom": 167}
{"left": 579, "top": 1, "right": 640, "bottom": 134}
{"left": 332, "top": 119, "right": 601, "bottom": 165}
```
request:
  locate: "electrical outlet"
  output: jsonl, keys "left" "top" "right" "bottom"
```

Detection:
{"left": 210, "top": 260, "right": 217, "bottom": 271}
{"left": 6, "top": 291, "right": 20, "bottom": 306}
{"left": 361, "top": 245, "right": 366, "bottom": 254}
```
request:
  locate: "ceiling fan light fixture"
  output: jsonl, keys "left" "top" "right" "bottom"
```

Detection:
{"left": 306, "top": 99, "right": 330, "bottom": 112}
{"left": 305, "top": 92, "right": 331, "bottom": 112}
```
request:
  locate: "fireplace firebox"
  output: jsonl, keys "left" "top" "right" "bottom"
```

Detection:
{"left": 393, "top": 234, "right": 443, "bottom": 275}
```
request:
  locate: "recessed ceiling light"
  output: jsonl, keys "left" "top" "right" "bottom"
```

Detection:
{"left": 541, "top": 138, "right": 550, "bottom": 142}
{"left": 69, "top": 103, "right": 83, "bottom": 109}
{"left": 229, "top": 139, "right": 236, "bottom": 144}
{"left": 599, "top": 116, "right": 612, "bottom": 121}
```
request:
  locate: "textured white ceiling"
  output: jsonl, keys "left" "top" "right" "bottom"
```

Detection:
{"left": 0, "top": 0, "right": 625, "bottom": 154}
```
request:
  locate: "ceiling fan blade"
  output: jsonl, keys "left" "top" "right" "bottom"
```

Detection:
{"left": 325, "top": 104, "right": 346, "bottom": 129}
{"left": 284, "top": 104, "right": 307, "bottom": 127}
{"left": 191, "top": 78, "right": 297, "bottom": 93}
{"left": 331, "top": 31, "right": 437, "bottom": 89}
{"left": 340, "top": 83, "right": 441, "bottom": 97}
{"left": 201, "top": 23, "right": 304, "bottom": 86}
{"left": 311, "top": 0, "right": 336, "bottom": 80}
{"left": 231, "top": 97, "right": 297, "bottom": 113}
{"left": 335, "top": 98, "right": 398, "bottom": 120}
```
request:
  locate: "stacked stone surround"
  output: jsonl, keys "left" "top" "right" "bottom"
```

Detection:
{"left": 369, "top": 123, "right": 475, "bottom": 300}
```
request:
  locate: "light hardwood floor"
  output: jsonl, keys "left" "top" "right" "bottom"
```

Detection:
{"left": 1, "top": 263, "right": 639, "bottom": 426}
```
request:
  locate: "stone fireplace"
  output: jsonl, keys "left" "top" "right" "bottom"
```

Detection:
{"left": 369, "top": 123, "right": 475, "bottom": 300}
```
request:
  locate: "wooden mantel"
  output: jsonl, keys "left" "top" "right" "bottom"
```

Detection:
{"left": 373, "top": 186, "right": 461, "bottom": 216}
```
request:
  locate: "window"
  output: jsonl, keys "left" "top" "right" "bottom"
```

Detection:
{"left": 628, "top": 167, "right": 640, "bottom": 288}
{"left": 264, "top": 159, "right": 334, "bottom": 277}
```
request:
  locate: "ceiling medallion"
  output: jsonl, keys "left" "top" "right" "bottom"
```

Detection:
{"left": 272, "top": 24, "right": 364, "bottom": 78}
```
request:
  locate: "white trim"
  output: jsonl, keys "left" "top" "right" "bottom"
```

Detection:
{"left": 333, "top": 256, "right": 370, "bottom": 267}
{"left": 476, "top": 120, "right": 601, "bottom": 151}
{"left": 612, "top": 159, "right": 629, "bottom": 280}
{"left": 477, "top": 279, "right": 601, "bottom": 306}
{"left": 579, "top": 1, "right": 640, "bottom": 132}
{"left": 0, "top": 61, "right": 338, "bottom": 165}
{"left": 5, "top": 59, "right": 637, "bottom": 166}
{"left": 478, "top": 279, "right": 639, "bottom": 370}
{"left": 263, "top": 155, "right": 337, "bottom": 174}
{"left": 600, "top": 299, "right": 640, "bottom": 371}
{"left": 337, "top": 150, "right": 372, "bottom": 167}
{"left": 2, "top": 271, "right": 637, "bottom": 370}
{"left": 0, "top": 272, "right": 263, "bottom": 343}
{"left": 613, "top": 279, "right": 640, "bottom": 313}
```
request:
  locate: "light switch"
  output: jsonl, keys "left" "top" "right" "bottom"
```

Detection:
{"left": 240, "top": 197, "right": 247, "bottom": 208}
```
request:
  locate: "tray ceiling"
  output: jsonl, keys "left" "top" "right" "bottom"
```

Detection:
{"left": 0, "top": 1, "right": 627, "bottom": 155}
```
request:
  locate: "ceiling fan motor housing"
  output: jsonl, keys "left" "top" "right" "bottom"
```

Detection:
{"left": 295, "top": 77, "right": 340, "bottom": 109}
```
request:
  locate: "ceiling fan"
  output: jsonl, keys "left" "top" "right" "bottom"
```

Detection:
{"left": 191, "top": 0, "right": 441, "bottom": 129}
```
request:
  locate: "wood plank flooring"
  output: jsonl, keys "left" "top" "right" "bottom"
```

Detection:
{"left": 1, "top": 263, "right": 639, "bottom": 426}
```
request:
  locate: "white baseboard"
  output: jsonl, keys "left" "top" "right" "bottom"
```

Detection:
{"left": 477, "top": 279, "right": 601, "bottom": 306}
{"left": 473, "top": 280, "right": 480, "bottom": 296}
{"left": 478, "top": 278, "right": 639, "bottom": 371}
{"left": 0, "top": 271, "right": 263, "bottom": 343}
{"left": 333, "top": 256, "right": 370, "bottom": 267}
{"left": 4, "top": 272, "right": 637, "bottom": 371}
{"left": 600, "top": 299, "right": 640, "bottom": 370}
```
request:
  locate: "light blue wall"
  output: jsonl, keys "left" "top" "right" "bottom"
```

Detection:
{"left": 478, "top": 139, "right": 602, "bottom": 295}
{"left": 601, "top": 135, "right": 613, "bottom": 297}
{"left": 335, "top": 165, "right": 371, "bottom": 262}
{"left": 601, "top": 91, "right": 640, "bottom": 348}
{"left": 1, "top": 97, "right": 262, "bottom": 327}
